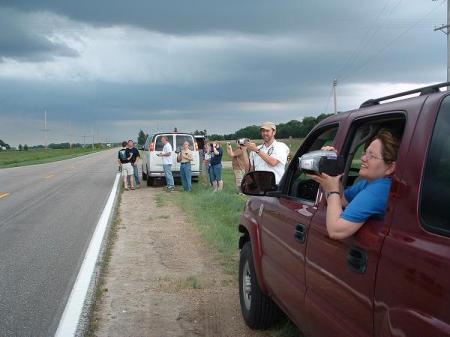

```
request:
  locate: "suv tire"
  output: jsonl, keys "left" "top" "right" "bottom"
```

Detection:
{"left": 239, "top": 242, "right": 282, "bottom": 329}
{"left": 142, "top": 164, "right": 147, "bottom": 181}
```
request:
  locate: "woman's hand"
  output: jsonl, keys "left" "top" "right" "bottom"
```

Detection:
{"left": 307, "top": 173, "right": 342, "bottom": 193}
{"left": 321, "top": 146, "right": 337, "bottom": 153}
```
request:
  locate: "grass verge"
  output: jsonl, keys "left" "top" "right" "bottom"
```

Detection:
{"left": 173, "top": 169, "right": 245, "bottom": 276}
{"left": 172, "top": 169, "right": 301, "bottom": 337}
{"left": 0, "top": 148, "right": 107, "bottom": 168}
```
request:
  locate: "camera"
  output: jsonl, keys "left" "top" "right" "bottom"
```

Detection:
{"left": 175, "top": 147, "right": 181, "bottom": 154}
{"left": 237, "top": 138, "right": 250, "bottom": 146}
{"left": 299, "top": 150, "right": 345, "bottom": 176}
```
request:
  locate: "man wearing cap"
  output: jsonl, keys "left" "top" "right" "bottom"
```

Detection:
{"left": 247, "top": 122, "right": 290, "bottom": 184}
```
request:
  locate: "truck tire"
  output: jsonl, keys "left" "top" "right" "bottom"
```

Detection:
{"left": 239, "top": 242, "right": 282, "bottom": 329}
{"left": 142, "top": 165, "right": 147, "bottom": 181}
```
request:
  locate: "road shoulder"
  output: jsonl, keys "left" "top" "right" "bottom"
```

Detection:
{"left": 90, "top": 186, "right": 270, "bottom": 337}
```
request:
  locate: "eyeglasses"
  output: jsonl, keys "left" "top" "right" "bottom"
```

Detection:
{"left": 361, "top": 150, "right": 383, "bottom": 160}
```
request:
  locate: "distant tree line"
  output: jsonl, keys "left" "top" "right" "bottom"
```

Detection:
{"left": 0, "top": 139, "right": 10, "bottom": 150}
{"left": 208, "top": 114, "right": 332, "bottom": 140}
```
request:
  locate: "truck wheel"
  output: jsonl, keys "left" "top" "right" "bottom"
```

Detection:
{"left": 239, "top": 242, "right": 282, "bottom": 329}
{"left": 142, "top": 165, "right": 147, "bottom": 181}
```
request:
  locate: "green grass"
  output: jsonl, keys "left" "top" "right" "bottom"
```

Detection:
{"left": 0, "top": 148, "right": 106, "bottom": 168}
{"left": 172, "top": 169, "right": 301, "bottom": 337}
{"left": 173, "top": 169, "right": 246, "bottom": 276}
{"left": 217, "top": 138, "right": 303, "bottom": 162}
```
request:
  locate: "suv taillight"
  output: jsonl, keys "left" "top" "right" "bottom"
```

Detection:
{"left": 149, "top": 142, "right": 155, "bottom": 151}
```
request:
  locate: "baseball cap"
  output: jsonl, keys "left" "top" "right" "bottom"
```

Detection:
{"left": 260, "top": 121, "right": 276, "bottom": 131}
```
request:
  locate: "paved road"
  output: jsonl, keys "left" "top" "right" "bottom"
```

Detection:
{"left": 0, "top": 150, "right": 118, "bottom": 337}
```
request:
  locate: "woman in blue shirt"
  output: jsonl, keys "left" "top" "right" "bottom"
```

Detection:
{"left": 309, "top": 130, "right": 399, "bottom": 240}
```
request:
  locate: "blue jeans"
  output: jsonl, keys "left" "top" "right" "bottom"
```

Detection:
{"left": 209, "top": 163, "right": 222, "bottom": 182}
{"left": 163, "top": 164, "right": 175, "bottom": 188}
{"left": 128, "top": 164, "right": 140, "bottom": 185}
{"left": 180, "top": 163, "right": 192, "bottom": 191}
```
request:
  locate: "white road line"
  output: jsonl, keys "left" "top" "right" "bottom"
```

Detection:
{"left": 54, "top": 173, "right": 120, "bottom": 337}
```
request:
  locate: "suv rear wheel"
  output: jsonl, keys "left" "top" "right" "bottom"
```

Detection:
{"left": 142, "top": 164, "right": 147, "bottom": 181}
{"left": 239, "top": 242, "right": 282, "bottom": 329}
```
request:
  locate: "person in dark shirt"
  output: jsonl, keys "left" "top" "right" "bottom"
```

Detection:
{"left": 127, "top": 140, "right": 141, "bottom": 188}
{"left": 118, "top": 141, "right": 135, "bottom": 190}
{"left": 209, "top": 142, "right": 223, "bottom": 191}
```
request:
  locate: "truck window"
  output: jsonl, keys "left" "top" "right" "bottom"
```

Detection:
{"left": 288, "top": 126, "right": 338, "bottom": 201}
{"left": 420, "top": 96, "right": 450, "bottom": 237}
{"left": 343, "top": 116, "right": 405, "bottom": 188}
{"left": 176, "top": 135, "right": 194, "bottom": 151}
{"left": 154, "top": 135, "right": 174, "bottom": 151}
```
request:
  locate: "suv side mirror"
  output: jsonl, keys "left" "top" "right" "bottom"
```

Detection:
{"left": 241, "top": 171, "right": 277, "bottom": 196}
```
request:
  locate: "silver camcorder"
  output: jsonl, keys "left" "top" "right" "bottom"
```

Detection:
{"left": 237, "top": 138, "right": 250, "bottom": 145}
{"left": 299, "top": 150, "right": 345, "bottom": 176}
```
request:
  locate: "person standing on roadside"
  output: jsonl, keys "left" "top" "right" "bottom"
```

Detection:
{"left": 226, "top": 140, "right": 250, "bottom": 192}
{"left": 247, "top": 122, "right": 290, "bottom": 184}
{"left": 118, "top": 141, "right": 135, "bottom": 190}
{"left": 209, "top": 142, "right": 223, "bottom": 191}
{"left": 203, "top": 143, "right": 212, "bottom": 185}
{"left": 178, "top": 141, "right": 193, "bottom": 192}
{"left": 157, "top": 136, "right": 175, "bottom": 191}
{"left": 128, "top": 140, "right": 141, "bottom": 188}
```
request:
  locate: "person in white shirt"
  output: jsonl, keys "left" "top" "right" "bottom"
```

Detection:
{"left": 247, "top": 121, "right": 290, "bottom": 184}
{"left": 157, "top": 136, "right": 175, "bottom": 191}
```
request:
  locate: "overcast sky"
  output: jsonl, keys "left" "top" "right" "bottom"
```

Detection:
{"left": 0, "top": 0, "right": 447, "bottom": 146}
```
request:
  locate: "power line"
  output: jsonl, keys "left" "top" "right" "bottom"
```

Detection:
{"left": 340, "top": 0, "right": 446, "bottom": 82}
{"left": 335, "top": 0, "right": 397, "bottom": 80}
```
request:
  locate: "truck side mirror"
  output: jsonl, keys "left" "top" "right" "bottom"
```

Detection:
{"left": 241, "top": 171, "right": 277, "bottom": 196}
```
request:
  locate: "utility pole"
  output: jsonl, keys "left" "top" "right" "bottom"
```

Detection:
{"left": 91, "top": 127, "right": 94, "bottom": 149}
{"left": 82, "top": 134, "right": 87, "bottom": 148}
{"left": 333, "top": 79, "right": 338, "bottom": 114}
{"left": 42, "top": 110, "right": 50, "bottom": 150}
{"left": 434, "top": 0, "right": 450, "bottom": 82}
{"left": 68, "top": 122, "right": 73, "bottom": 149}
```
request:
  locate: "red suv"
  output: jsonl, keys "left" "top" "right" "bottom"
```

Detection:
{"left": 238, "top": 83, "right": 450, "bottom": 337}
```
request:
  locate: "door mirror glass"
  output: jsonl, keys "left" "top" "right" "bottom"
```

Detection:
{"left": 241, "top": 171, "right": 277, "bottom": 196}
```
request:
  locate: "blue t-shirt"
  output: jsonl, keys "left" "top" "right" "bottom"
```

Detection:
{"left": 341, "top": 178, "right": 392, "bottom": 223}
{"left": 210, "top": 147, "right": 223, "bottom": 166}
{"left": 130, "top": 147, "right": 140, "bottom": 163}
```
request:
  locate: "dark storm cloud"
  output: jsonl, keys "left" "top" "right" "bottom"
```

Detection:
{"left": 0, "top": 0, "right": 447, "bottom": 146}
{"left": 2, "top": 0, "right": 335, "bottom": 35}
{"left": 0, "top": 7, "right": 78, "bottom": 62}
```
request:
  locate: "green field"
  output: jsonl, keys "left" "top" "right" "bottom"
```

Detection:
{"left": 217, "top": 138, "right": 303, "bottom": 162}
{"left": 0, "top": 148, "right": 107, "bottom": 168}
{"left": 172, "top": 169, "right": 300, "bottom": 337}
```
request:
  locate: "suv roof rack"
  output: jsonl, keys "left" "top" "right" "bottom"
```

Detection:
{"left": 360, "top": 82, "right": 450, "bottom": 108}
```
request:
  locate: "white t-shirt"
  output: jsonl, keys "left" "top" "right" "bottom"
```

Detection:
{"left": 250, "top": 140, "right": 290, "bottom": 184}
{"left": 162, "top": 143, "right": 173, "bottom": 165}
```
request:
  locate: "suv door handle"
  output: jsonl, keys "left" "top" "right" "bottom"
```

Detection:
{"left": 294, "top": 224, "right": 307, "bottom": 244}
{"left": 347, "top": 246, "right": 368, "bottom": 274}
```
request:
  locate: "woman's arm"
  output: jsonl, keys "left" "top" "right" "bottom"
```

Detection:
{"left": 308, "top": 173, "right": 362, "bottom": 240}
{"left": 326, "top": 193, "right": 363, "bottom": 239}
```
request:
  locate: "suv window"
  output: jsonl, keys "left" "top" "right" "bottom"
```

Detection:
{"left": 287, "top": 126, "right": 338, "bottom": 201}
{"left": 420, "top": 96, "right": 450, "bottom": 237}
{"left": 343, "top": 115, "right": 405, "bottom": 188}
{"left": 154, "top": 135, "right": 174, "bottom": 151}
{"left": 176, "top": 135, "right": 194, "bottom": 151}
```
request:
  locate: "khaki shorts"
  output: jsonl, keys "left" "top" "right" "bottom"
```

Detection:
{"left": 121, "top": 162, "right": 134, "bottom": 177}
{"left": 234, "top": 169, "right": 245, "bottom": 187}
